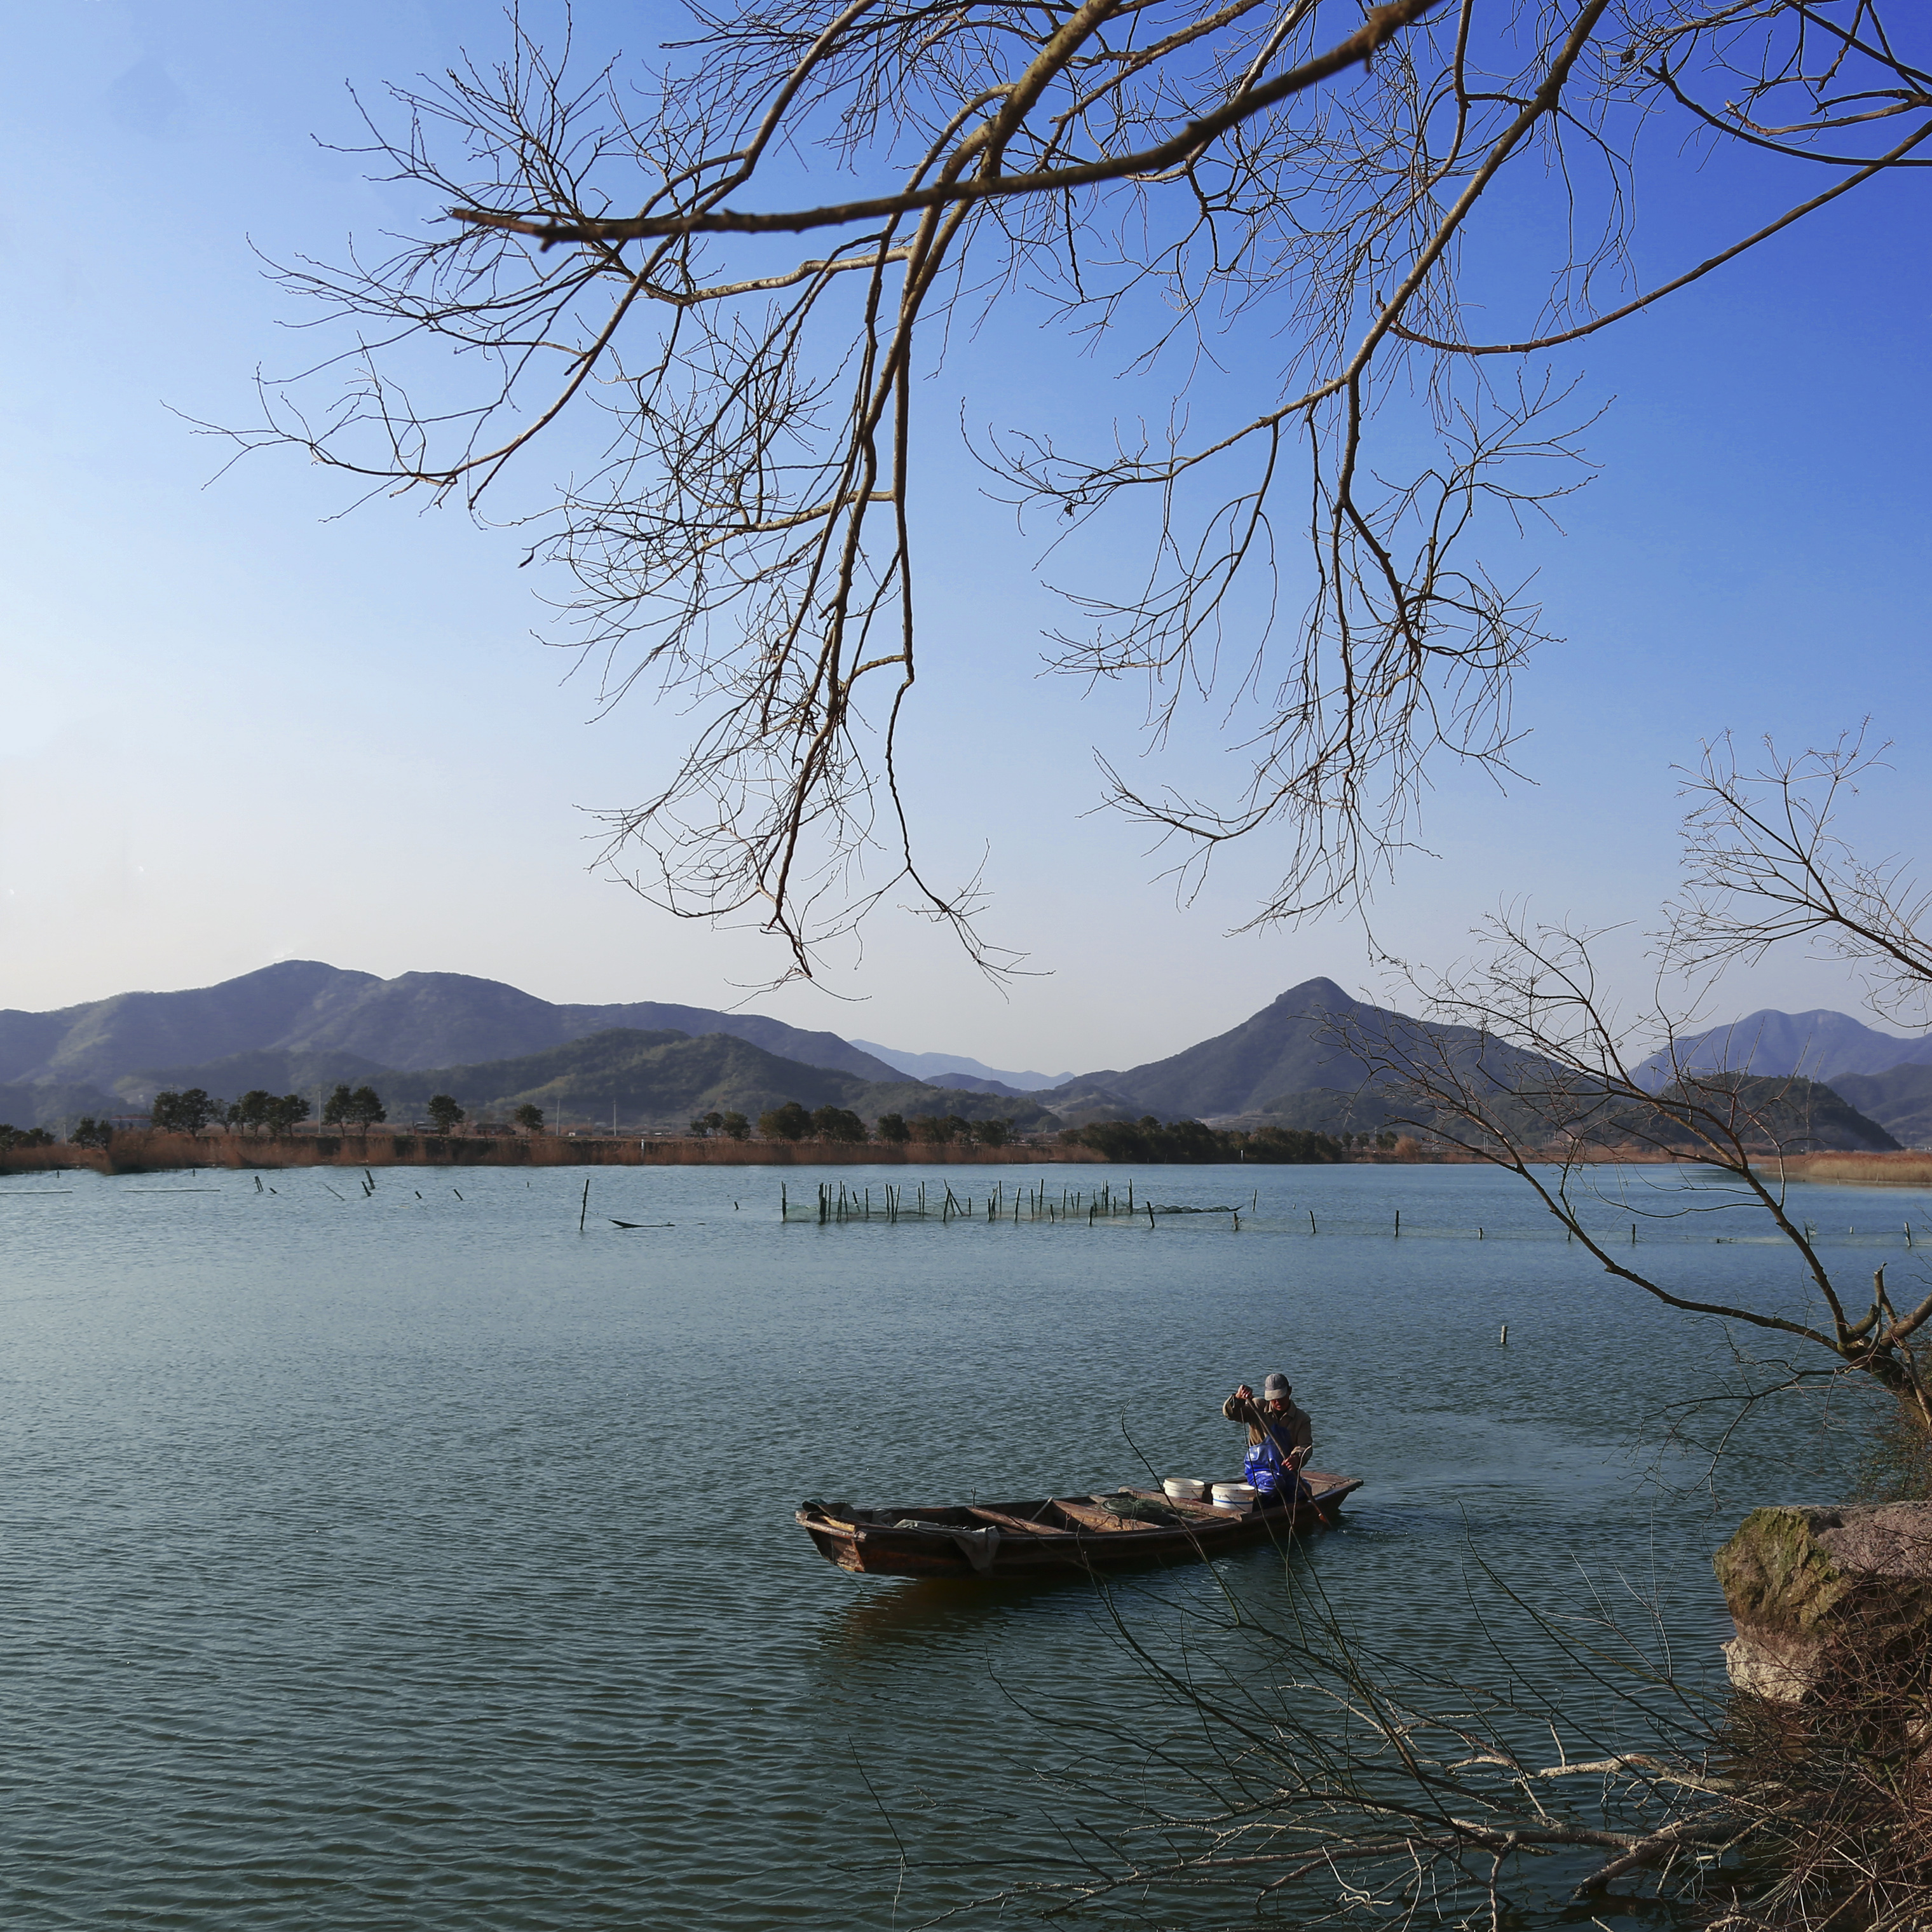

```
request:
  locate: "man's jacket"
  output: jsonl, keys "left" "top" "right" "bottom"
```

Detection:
{"left": 1223, "top": 1392, "right": 1312, "bottom": 1455}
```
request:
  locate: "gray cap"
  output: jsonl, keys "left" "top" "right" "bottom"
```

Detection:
{"left": 1262, "top": 1372, "right": 1291, "bottom": 1399}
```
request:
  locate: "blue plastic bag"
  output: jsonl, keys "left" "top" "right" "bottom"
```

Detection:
{"left": 1244, "top": 1434, "right": 1308, "bottom": 1504}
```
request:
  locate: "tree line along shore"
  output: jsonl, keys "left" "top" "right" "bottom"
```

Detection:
{"left": 6, "top": 1120, "right": 1929, "bottom": 1181}
{"left": 0, "top": 1121, "right": 1354, "bottom": 1175}
{"left": 10, "top": 1078, "right": 1931, "bottom": 1180}
{"left": 0, "top": 1128, "right": 1100, "bottom": 1174}
{"left": 0, "top": 1082, "right": 1403, "bottom": 1173}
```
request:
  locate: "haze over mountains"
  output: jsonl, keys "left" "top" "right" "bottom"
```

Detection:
{"left": 849, "top": 1042, "right": 1076, "bottom": 1095}
{"left": 1, "top": 961, "right": 1926, "bottom": 1145}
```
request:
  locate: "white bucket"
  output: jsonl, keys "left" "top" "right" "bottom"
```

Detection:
{"left": 1163, "top": 1478, "right": 1208, "bottom": 1502}
{"left": 1211, "top": 1481, "right": 1258, "bottom": 1511}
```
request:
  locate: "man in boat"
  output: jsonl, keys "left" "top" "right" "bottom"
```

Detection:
{"left": 1223, "top": 1373, "right": 1312, "bottom": 1501}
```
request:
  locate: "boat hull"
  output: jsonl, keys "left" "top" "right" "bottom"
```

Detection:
{"left": 796, "top": 1473, "right": 1363, "bottom": 1580}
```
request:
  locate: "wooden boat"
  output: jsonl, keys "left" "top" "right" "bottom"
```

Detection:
{"left": 796, "top": 1471, "right": 1364, "bottom": 1580}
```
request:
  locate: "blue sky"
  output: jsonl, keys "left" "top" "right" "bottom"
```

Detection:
{"left": 3, "top": 1, "right": 1927, "bottom": 1069}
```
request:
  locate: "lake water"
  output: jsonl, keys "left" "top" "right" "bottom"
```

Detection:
{"left": 3, "top": 1159, "right": 1924, "bottom": 1929}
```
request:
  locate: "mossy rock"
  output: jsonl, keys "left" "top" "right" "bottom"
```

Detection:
{"left": 1715, "top": 1507, "right": 1865, "bottom": 1636}
{"left": 1715, "top": 1504, "right": 1932, "bottom": 1701}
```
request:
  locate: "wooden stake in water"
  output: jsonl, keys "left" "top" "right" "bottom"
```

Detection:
{"left": 1500, "top": 1324, "right": 1509, "bottom": 1346}
{"left": 579, "top": 1178, "right": 590, "bottom": 1233}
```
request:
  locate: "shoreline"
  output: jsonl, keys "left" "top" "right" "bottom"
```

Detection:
{"left": 6, "top": 1134, "right": 1924, "bottom": 1181}
{"left": 0, "top": 1130, "right": 1112, "bottom": 1175}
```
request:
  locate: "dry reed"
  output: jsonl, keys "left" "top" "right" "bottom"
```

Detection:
{"left": 1779, "top": 1152, "right": 1932, "bottom": 1188}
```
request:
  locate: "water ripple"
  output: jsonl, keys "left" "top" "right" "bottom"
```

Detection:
{"left": 0, "top": 1162, "right": 1884, "bottom": 1926}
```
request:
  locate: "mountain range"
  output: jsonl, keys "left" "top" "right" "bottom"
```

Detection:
{"left": 0, "top": 961, "right": 1924, "bottom": 1146}
{"left": 0, "top": 962, "right": 900, "bottom": 1097}
{"left": 0, "top": 962, "right": 1059, "bottom": 1133}
{"left": 1626, "top": 1006, "right": 1932, "bottom": 1150}
{"left": 1635, "top": 1008, "right": 1932, "bottom": 1087}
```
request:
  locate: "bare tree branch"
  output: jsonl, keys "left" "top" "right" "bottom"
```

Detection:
{"left": 1336, "top": 897, "right": 1932, "bottom": 1434}
{"left": 225, "top": 1, "right": 1929, "bottom": 974}
{"left": 1668, "top": 728, "right": 1932, "bottom": 1026}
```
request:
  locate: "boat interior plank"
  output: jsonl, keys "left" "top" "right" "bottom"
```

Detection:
{"left": 965, "top": 1506, "right": 1073, "bottom": 1537}
{"left": 1052, "top": 1497, "right": 1161, "bottom": 1533}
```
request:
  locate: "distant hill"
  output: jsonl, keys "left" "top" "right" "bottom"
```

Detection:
{"left": 929, "top": 1071, "right": 1035, "bottom": 1098}
{"left": 1029, "top": 1075, "right": 1149, "bottom": 1126}
{"left": 0, "top": 962, "right": 902, "bottom": 1091}
{"left": 1065, "top": 982, "right": 1898, "bottom": 1153}
{"left": 114, "top": 1047, "right": 397, "bottom": 1109}
{"left": 851, "top": 1041, "right": 1075, "bottom": 1092}
{"left": 1239, "top": 1087, "right": 1410, "bottom": 1135}
{"left": 1087, "top": 977, "right": 1491, "bottom": 1119}
{"left": 1827, "top": 1066, "right": 1932, "bottom": 1148}
{"left": 0, "top": 960, "right": 377, "bottom": 1091}
{"left": 1633, "top": 1007, "right": 1932, "bottom": 1091}
{"left": 358, "top": 1030, "right": 1061, "bottom": 1133}
{"left": 1035, "top": 978, "right": 1550, "bottom": 1141}
{"left": 1643, "top": 1074, "right": 1900, "bottom": 1153}
{"left": 114, "top": 1028, "right": 1061, "bottom": 1134}
{"left": 0, "top": 1079, "right": 128, "bottom": 1133}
